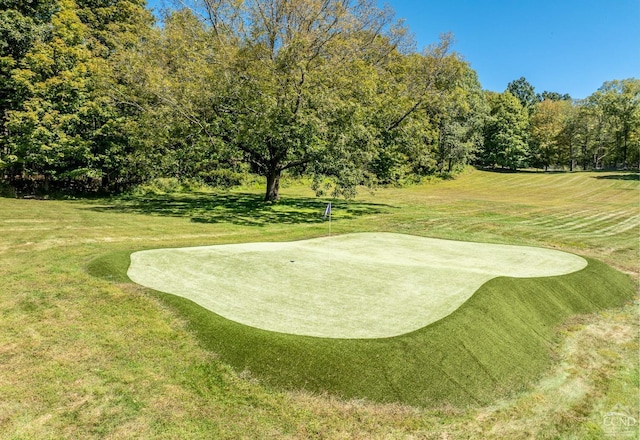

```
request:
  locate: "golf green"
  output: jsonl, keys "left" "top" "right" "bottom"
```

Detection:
{"left": 127, "top": 232, "right": 587, "bottom": 338}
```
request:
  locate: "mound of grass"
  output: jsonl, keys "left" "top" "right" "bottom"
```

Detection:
{"left": 87, "top": 251, "right": 132, "bottom": 283}
{"left": 96, "top": 250, "right": 634, "bottom": 407}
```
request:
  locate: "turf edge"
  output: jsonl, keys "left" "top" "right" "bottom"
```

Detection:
{"left": 87, "top": 252, "right": 636, "bottom": 408}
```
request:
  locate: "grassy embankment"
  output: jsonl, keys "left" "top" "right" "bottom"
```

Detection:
{"left": 0, "top": 169, "right": 637, "bottom": 438}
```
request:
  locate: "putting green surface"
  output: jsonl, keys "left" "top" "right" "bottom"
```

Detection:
{"left": 127, "top": 233, "right": 587, "bottom": 338}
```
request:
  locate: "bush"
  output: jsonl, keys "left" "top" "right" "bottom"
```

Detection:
{"left": 0, "top": 181, "right": 16, "bottom": 197}
{"left": 130, "top": 177, "right": 202, "bottom": 195}
{"left": 197, "top": 168, "right": 246, "bottom": 188}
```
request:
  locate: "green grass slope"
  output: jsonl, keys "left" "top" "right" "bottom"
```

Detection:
{"left": 92, "top": 251, "right": 634, "bottom": 407}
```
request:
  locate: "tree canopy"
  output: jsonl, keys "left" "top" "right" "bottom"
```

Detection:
{"left": 0, "top": 1, "right": 637, "bottom": 198}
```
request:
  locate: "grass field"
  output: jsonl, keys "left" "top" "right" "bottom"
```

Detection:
{"left": 1, "top": 169, "right": 638, "bottom": 438}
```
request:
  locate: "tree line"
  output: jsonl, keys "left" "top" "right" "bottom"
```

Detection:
{"left": 1, "top": 0, "right": 638, "bottom": 200}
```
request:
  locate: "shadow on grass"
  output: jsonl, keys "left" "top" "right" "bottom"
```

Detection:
{"left": 475, "top": 167, "right": 563, "bottom": 174}
{"left": 478, "top": 167, "right": 640, "bottom": 180}
{"left": 592, "top": 173, "right": 639, "bottom": 181}
{"left": 87, "top": 192, "right": 390, "bottom": 226}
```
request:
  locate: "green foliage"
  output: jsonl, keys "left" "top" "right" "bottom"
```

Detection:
{"left": 0, "top": 179, "right": 14, "bottom": 196}
{"left": 585, "top": 79, "right": 640, "bottom": 168}
{"left": 537, "top": 90, "right": 571, "bottom": 102}
{"left": 207, "top": 0, "right": 409, "bottom": 201}
{"left": 433, "top": 65, "right": 488, "bottom": 173}
{"left": 480, "top": 91, "right": 530, "bottom": 169}
{"left": 0, "top": 1, "right": 57, "bottom": 170}
{"left": 476, "top": 78, "right": 638, "bottom": 172}
{"left": 0, "top": 0, "right": 154, "bottom": 193}
{"left": 1, "top": 0, "right": 637, "bottom": 197}
{"left": 507, "top": 76, "right": 537, "bottom": 110}
{"left": 130, "top": 177, "right": 196, "bottom": 195}
{"left": 75, "top": 0, "right": 153, "bottom": 52}
{"left": 116, "top": 3, "right": 483, "bottom": 202}
{"left": 5, "top": 0, "right": 95, "bottom": 185}
{"left": 108, "top": 8, "right": 242, "bottom": 188}
{"left": 197, "top": 168, "right": 247, "bottom": 188}
{"left": 529, "top": 99, "right": 573, "bottom": 169}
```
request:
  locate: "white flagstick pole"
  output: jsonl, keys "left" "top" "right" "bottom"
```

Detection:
{"left": 329, "top": 202, "right": 331, "bottom": 239}
{"left": 323, "top": 202, "right": 332, "bottom": 267}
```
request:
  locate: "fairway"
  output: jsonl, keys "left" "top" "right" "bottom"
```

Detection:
{"left": 128, "top": 232, "right": 587, "bottom": 338}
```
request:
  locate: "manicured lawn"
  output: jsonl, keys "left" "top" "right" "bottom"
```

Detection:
{"left": 1, "top": 169, "right": 638, "bottom": 438}
{"left": 127, "top": 232, "right": 587, "bottom": 338}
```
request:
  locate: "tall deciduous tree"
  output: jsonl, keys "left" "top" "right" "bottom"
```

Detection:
{"left": 433, "top": 65, "right": 487, "bottom": 173}
{"left": 111, "top": 8, "right": 237, "bottom": 183}
{"left": 0, "top": 0, "right": 57, "bottom": 178}
{"left": 1, "top": 0, "right": 153, "bottom": 192}
{"left": 217, "top": 0, "right": 411, "bottom": 201}
{"left": 556, "top": 102, "right": 581, "bottom": 171}
{"left": 363, "top": 34, "right": 479, "bottom": 183}
{"left": 587, "top": 79, "right": 640, "bottom": 168}
{"left": 507, "top": 76, "right": 537, "bottom": 112}
{"left": 480, "top": 91, "right": 529, "bottom": 170}
{"left": 142, "top": 0, "right": 413, "bottom": 201}
{"left": 529, "top": 98, "right": 572, "bottom": 170}
{"left": 74, "top": 0, "right": 154, "bottom": 189}
{"left": 5, "top": 0, "right": 96, "bottom": 189}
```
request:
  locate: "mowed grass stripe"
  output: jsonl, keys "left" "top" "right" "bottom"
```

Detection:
{"left": 537, "top": 210, "right": 636, "bottom": 233}
{"left": 591, "top": 214, "right": 640, "bottom": 236}
{"left": 520, "top": 208, "right": 598, "bottom": 225}
{"left": 445, "top": 171, "right": 636, "bottom": 205}
{"left": 528, "top": 211, "right": 639, "bottom": 238}
{"left": 524, "top": 209, "right": 628, "bottom": 228}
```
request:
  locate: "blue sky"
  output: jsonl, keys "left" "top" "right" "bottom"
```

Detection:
{"left": 384, "top": 0, "right": 640, "bottom": 99}
{"left": 146, "top": 0, "right": 640, "bottom": 99}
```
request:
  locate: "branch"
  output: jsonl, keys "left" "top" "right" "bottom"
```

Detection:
{"left": 387, "top": 99, "right": 423, "bottom": 131}
{"left": 235, "top": 142, "right": 268, "bottom": 171}
{"left": 281, "top": 157, "right": 311, "bottom": 171}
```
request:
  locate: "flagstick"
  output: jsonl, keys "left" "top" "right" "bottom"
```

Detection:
{"left": 328, "top": 202, "right": 331, "bottom": 267}
{"left": 323, "top": 202, "right": 332, "bottom": 267}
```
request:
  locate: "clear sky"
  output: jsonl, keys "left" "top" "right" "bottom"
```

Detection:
{"left": 145, "top": 0, "right": 640, "bottom": 99}
{"left": 383, "top": 0, "right": 640, "bottom": 99}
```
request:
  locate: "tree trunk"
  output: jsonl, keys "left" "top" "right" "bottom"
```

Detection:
{"left": 622, "top": 129, "right": 628, "bottom": 169}
{"left": 569, "top": 138, "right": 574, "bottom": 172}
{"left": 264, "top": 167, "right": 281, "bottom": 202}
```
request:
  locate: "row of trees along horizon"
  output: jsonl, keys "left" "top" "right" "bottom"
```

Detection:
{"left": 1, "top": 0, "right": 638, "bottom": 201}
